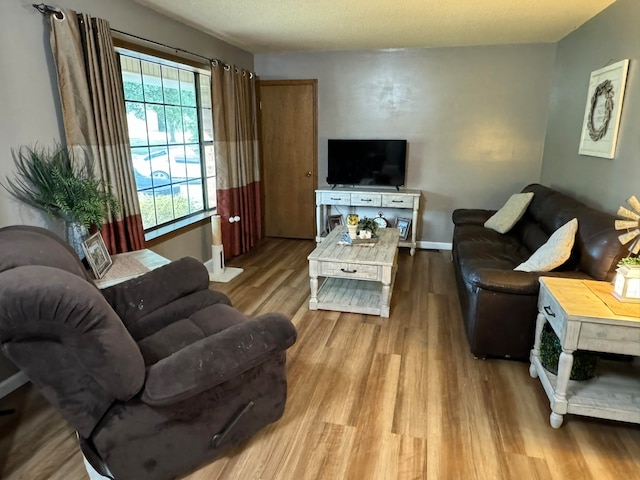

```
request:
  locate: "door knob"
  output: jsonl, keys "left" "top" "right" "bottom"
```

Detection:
{"left": 305, "top": 171, "right": 312, "bottom": 177}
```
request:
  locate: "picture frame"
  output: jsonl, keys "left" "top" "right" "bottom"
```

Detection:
{"left": 578, "top": 59, "right": 629, "bottom": 159}
{"left": 328, "top": 214, "right": 344, "bottom": 231}
{"left": 395, "top": 217, "right": 412, "bottom": 241}
{"left": 82, "top": 232, "right": 112, "bottom": 279}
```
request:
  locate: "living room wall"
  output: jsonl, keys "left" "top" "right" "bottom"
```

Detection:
{"left": 255, "top": 44, "right": 557, "bottom": 246}
{"left": 540, "top": 0, "right": 639, "bottom": 214}
{"left": 0, "top": 0, "right": 252, "bottom": 393}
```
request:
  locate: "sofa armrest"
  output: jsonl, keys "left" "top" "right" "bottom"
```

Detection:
{"left": 452, "top": 209, "right": 496, "bottom": 226}
{"left": 467, "top": 268, "right": 591, "bottom": 295}
{"left": 467, "top": 268, "right": 540, "bottom": 295}
{"left": 141, "top": 313, "right": 297, "bottom": 406}
{"left": 102, "top": 257, "right": 212, "bottom": 325}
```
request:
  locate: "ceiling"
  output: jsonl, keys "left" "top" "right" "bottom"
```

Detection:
{"left": 132, "top": 0, "right": 616, "bottom": 54}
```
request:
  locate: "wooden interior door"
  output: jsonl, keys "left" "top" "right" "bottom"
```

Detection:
{"left": 259, "top": 80, "right": 317, "bottom": 239}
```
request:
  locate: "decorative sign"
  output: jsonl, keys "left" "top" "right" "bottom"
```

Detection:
{"left": 578, "top": 59, "right": 629, "bottom": 159}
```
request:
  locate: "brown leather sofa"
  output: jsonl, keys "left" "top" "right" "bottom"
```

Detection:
{"left": 452, "top": 184, "right": 624, "bottom": 360}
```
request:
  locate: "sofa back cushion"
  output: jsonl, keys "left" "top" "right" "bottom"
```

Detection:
{"left": 484, "top": 192, "right": 534, "bottom": 234}
{"left": 515, "top": 218, "right": 578, "bottom": 272}
{"left": 518, "top": 184, "right": 624, "bottom": 280}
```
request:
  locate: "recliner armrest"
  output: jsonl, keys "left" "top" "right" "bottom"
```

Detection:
{"left": 141, "top": 313, "right": 297, "bottom": 406}
{"left": 452, "top": 209, "right": 496, "bottom": 226}
{"left": 102, "top": 257, "right": 212, "bottom": 325}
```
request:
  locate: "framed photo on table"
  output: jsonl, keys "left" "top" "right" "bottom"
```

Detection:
{"left": 578, "top": 59, "right": 629, "bottom": 159}
{"left": 395, "top": 217, "right": 412, "bottom": 241}
{"left": 328, "top": 214, "right": 344, "bottom": 231}
{"left": 82, "top": 232, "right": 112, "bottom": 279}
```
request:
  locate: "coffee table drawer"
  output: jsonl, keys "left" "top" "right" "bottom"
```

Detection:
{"left": 319, "top": 262, "right": 379, "bottom": 280}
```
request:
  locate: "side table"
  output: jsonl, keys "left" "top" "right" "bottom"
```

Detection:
{"left": 529, "top": 276, "right": 640, "bottom": 428}
{"left": 93, "top": 249, "right": 170, "bottom": 289}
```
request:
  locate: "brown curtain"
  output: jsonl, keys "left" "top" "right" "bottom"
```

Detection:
{"left": 211, "top": 62, "right": 262, "bottom": 257}
{"left": 48, "top": 9, "right": 144, "bottom": 253}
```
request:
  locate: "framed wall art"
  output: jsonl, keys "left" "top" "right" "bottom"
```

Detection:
{"left": 82, "top": 232, "right": 113, "bottom": 279}
{"left": 578, "top": 59, "right": 629, "bottom": 159}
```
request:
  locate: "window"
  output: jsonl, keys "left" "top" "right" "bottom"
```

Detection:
{"left": 117, "top": 49, "right": 216, "bottom": 234}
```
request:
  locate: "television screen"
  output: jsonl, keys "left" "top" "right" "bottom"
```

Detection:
{"left": 327, "top": 139, "right": 407, "bottom": 187}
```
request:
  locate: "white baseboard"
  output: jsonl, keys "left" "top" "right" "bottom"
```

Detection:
{"left": 0, "top": 371, "right": 29, "bottom": 399}
{"left": 417, "top": 241, "right": 452, "bottom": 251}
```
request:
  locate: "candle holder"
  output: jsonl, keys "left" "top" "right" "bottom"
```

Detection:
{"left": 346, "top": 214, "right": 359, "bottom": 239}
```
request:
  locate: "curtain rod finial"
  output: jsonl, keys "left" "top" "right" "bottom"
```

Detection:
{"left": 33, "top": 3, "right": 64, "bottom": 20}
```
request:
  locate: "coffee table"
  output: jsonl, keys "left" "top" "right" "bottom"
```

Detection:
{"left": 308, "top": 226, "right": 399, "bottom": 317}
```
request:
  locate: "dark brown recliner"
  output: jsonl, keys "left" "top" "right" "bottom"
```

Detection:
{"left": 0, "top": 225, "right": 297, "bottom": 480}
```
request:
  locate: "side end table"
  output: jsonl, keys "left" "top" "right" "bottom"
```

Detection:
{"left": 529, "top": 276, "right": 640, "bottom": 428}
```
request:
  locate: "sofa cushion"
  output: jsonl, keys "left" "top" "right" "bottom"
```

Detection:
{"left": 515, "top": 218, "right": 578, "bottom": 272}
{"left": 484, "top": 192, "right": 534, "bottom": 234}
{"left": 453, "top": 224, "right": 523, "bottom": 250}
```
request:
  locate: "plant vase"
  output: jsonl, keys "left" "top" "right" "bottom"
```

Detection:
{"left": 63, "top": 217, "right": 88, "bottom": 260}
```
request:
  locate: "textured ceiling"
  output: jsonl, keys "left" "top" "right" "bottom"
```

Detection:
{"left": 132, "top": 0, "right": 616, "bottom": 54}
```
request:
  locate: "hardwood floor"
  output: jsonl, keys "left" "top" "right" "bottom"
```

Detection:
{"left": 1, "top": 238, "right": 639, "bottom": 479}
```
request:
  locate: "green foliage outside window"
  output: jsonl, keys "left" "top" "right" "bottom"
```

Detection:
{"left": 123, "top": 82, "right": 198, "bottom": 143}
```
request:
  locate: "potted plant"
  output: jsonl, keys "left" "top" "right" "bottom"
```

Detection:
{"left": 612, "top": 256, "right": 640, "bottom": 302}
{"left": 2, "top": 143, "right": 118, "bottom": 256}
{"left": 357, "top": 217, "right": 378, "bottom": 237}
{"left": 539, "top": 323, "right": 599, "bottom": 381}
{"left": 618, "top": 257, "right": 640, "bottom": 267}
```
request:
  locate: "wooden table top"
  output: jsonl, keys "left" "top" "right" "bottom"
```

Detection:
{"left": 308, "top": 226, "right": 399, "bottom": 266}
{"left": 539, "top": 276, "right": 640, "bottom": 324}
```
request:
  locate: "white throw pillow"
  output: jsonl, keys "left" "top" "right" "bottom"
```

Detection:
{"left": 484, "top": 192, "right": 534, "bottom": 234}
{"left": 514, "top": 218, "right": 578, "bottom": 272}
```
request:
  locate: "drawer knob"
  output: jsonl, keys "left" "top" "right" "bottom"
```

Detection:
{"left": 543, "top": 305, "right": 556, "bottom": 317}
{"left": 340, "top": 268, "right": 357, "bottom": 274}
{"left": 361, "top": 198, "right": 372, "bottom": 202}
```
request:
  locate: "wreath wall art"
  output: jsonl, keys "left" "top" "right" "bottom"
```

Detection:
{"left": 579, "top": 59, "right": 629, "bottom": 159}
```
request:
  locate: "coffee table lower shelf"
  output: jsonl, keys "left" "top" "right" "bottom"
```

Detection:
{"left": 312, "top": 275, "right": 395, "bottom": 317}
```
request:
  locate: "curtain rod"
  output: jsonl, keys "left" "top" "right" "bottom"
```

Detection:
{"left": 32, "top": 2, "right": 237, "bottom": 70}
{"left": 110, "top": 28, "right": 215, "bottom": 64}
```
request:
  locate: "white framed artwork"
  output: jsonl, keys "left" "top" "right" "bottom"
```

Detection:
{"left": 578, "top": 59, "right": 629, "bottom": 159}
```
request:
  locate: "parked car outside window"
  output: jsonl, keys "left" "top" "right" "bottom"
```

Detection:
{"left": 132, "top": 145, "right": 202, "bottom": 187}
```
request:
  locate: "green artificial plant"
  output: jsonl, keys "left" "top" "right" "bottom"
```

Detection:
{"left": 357, "top": 217, "right": 378, "bottom": 235}
{"left": 2, "top": 144, "right": 119, "bottom": 229}
{"left": 539, "top": 323, "right": 598, "bottom": 381}
{"left": 618, "top": 256, "right": 640, "bottom": 267}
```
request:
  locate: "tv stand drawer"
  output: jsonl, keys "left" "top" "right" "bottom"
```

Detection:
{"left": 321, "top": 192, "right": 350, "bottom": 205}
{"left": 350, "top": 193, "right": 382, "bottom": 206}
{"left": 382, "top": 195, "right": 414, "bottom": 208}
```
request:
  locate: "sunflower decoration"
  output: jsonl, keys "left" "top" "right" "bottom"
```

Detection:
{"left": 615, "top": 195, "right": 640, "bottom": 256}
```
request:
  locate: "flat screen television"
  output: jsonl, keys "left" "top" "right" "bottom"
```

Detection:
{"left": 327, "top": 139, "right": 407, "bottom": 187}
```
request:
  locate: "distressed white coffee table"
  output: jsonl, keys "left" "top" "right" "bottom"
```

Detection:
{"left": 530, "top": 276, "right": 640, "bottom": 428}
{"left": 307, "top": 226, "right": 399, "bottom": 317}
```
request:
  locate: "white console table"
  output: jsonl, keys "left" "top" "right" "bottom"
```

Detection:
{"left": 315, "top": 187, "right": 421, "bottom": 255}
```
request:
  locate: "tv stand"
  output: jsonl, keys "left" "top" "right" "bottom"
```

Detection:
{"left": 315, "top": 187, "right": 421, "bottom": 255}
